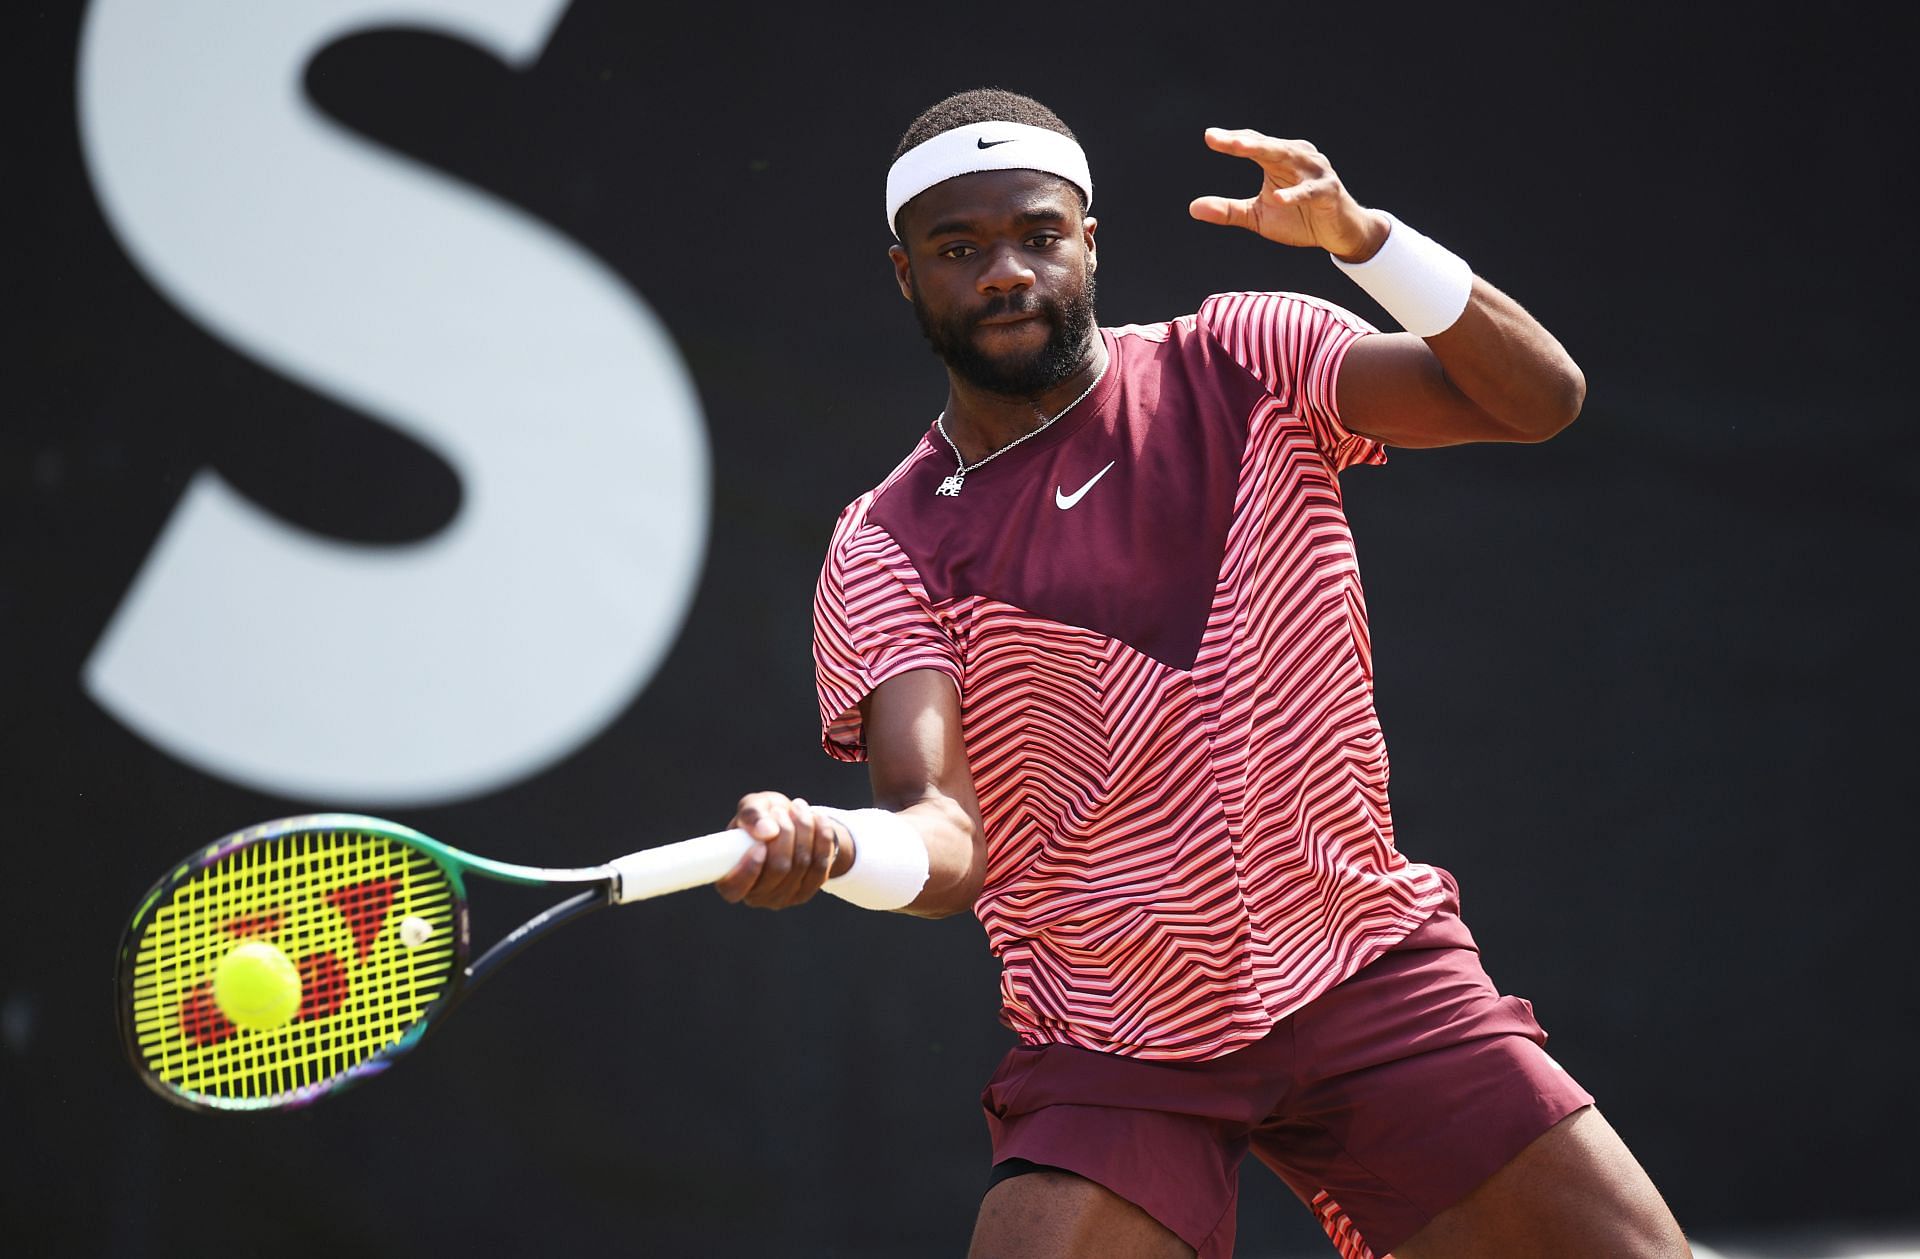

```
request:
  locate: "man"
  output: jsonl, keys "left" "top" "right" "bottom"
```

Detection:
{"left": 716, "top": 88, "right": 1691, "bottom": 1259}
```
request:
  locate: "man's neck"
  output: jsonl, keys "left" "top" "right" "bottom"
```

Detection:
{"left": 940, "top": 337, "right": 1109, "bottom": 465}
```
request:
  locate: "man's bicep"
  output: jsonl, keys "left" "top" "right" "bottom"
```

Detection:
{"left": 859, "top": 668, "right": 980, "bottom": 818}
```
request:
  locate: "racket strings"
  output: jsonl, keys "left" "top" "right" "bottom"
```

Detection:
{"left": 126, "top": 829, "right": 460, "bottom": 1107}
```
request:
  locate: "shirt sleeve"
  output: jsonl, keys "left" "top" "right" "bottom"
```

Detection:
{"left": 813, "top": 500, "right": 962, "bottom": 762}
{"left": 1198, "top": 291, "right": 1386, "bottom": 473}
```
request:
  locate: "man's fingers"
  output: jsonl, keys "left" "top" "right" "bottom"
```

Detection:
{"left": 1194, "top": 125, "right": 1357, "bottom": 252}
{"left": 1204, "top": 126, "right": 1271, "bottom": 154}
{"left": 723, "top": 791, "right": 790, "bottom": 904}
{"left": 719, "top": 791, "right": 836, "bottom": 908}
{"left": 1203, "top": 128, "right": 1325, "bottom": 183}
{"left": 744, "top": 801, "right": 800, "bottom": 907}
{"left": 733, "top": 790, "right": 790, "bottom": 841}
{"left": 759, "top": 798, "right": 816, "bottom": 905}
{"left": 1273, "top": 171, "right": 1339, "bottom": 202}
{"left": 740, "top": 803, "right": 781, "bottom": 840}
{"left": 713, "top": 842, "right": 767, "bottom": 903}
{"left": 786, "top": 799, "right": 834, "bottom": 903}
{"left": 1189, "top": 195, "right": 1257, "bottom": 230}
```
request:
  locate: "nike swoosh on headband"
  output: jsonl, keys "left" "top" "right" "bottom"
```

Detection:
{"left": 1055, "top": 461, "right": 1116, "bottom": 510}
{"left": 976, "top": 137, "right": 1015, "bottom": 148}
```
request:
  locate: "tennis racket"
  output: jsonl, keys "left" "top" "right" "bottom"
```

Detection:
{"left": 117, "top": 812, "right": 753, "bottom": 1113}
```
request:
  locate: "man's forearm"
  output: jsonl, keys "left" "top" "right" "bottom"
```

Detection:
{"left": 1335, "top": 211, "right": 1585, "bottom": 444}
{"left": 1421, "top": 278, "right": 1587, "bottom": 441}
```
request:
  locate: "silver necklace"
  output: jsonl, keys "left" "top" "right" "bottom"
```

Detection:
{"left": 934, "top": 361, "right": 1108, "bottom": 498}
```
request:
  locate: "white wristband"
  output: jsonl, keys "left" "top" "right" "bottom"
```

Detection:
{"left": 814, "top": 807, "right": 930, "bottom": 911}
{"left": 1331, "top": 212, "right": 1473, "bottom": 338}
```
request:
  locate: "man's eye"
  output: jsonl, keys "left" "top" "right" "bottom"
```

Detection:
{"left": 940, "top": 244, "right": 976, "bottom": 259}
{"left": 1027, "top": 235, "right": 1062, "bottom": 249}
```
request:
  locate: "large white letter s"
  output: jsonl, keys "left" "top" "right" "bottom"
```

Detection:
{"left": 77, "top": 0, "right": 706, "bottom": 804}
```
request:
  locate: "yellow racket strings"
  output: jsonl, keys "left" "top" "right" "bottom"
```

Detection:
{"left": 127, "top": 829, "right": 459, "bottom": 1103}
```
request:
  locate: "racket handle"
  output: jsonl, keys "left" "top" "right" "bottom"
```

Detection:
{"left": 609, "top": 829, "right": 756, "bottom": 903}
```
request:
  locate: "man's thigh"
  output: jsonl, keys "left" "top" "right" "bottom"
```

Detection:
{"left": 1254, "top": 884, "right": 1599, "bottom": 1255}
{"left": 1393, "top": 1106, "right": 1690, "bottom": 1259}
{"left": 968, "top": 1169, "right": 1195, "bottom": 1259}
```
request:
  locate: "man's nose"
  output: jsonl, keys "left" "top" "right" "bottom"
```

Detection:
{"left": 977, "top": 243, "right": 1035, "bottom": 295}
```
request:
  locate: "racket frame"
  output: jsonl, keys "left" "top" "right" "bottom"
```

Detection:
{"left": 117, "top": 813, "right": 622, "bottom": 1113}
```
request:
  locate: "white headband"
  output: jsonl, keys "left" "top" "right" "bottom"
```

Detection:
{"left": 885, "top": 121, "right": 1093, "bottom": 239}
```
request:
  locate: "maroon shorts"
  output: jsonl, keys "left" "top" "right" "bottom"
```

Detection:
{"left": 979, "top": 870, "right": 1593, "bottom": 1259}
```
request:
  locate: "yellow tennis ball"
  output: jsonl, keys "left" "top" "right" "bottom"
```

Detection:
{"left": 212, "top": 940, "right": 302, "bottom": 1031}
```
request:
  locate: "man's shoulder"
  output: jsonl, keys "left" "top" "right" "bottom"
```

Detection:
{"left": 1192, "top": 290, "right": 1379, "bottom": 338}
{"left": 829, "top": 436, "right": 939, "bottom": 551}
{"left": 1104, "top": 315, "right": 1184, "bottom": 344}
{"left": 1101, "top": 292, "right": 1372, "bottom": 357}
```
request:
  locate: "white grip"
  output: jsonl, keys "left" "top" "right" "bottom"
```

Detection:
{"left": 609, "top": 829, "right": 756, "bottom": 903}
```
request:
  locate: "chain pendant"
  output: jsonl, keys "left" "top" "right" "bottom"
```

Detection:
{"left": 931, "top": 359, "right": 1105, "bottom": 501}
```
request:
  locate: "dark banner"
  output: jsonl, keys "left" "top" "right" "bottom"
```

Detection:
{"left": 8, "top": 2, "right": 1915, "bottom": 1255}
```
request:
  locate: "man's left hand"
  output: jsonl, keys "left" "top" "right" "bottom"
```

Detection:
{"left": 1189, "top": 128, "right": 1389, "bottom": 263}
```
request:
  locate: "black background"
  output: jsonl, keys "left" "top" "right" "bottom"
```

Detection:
{"left": 7, "top": 2, "right": 1917, "bottom": 1255}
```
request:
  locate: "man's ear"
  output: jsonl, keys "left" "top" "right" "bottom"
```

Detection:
{"left": 889, "top": 244, "right": 914, "bottom": 302}
{"left": 1084, "top": 215, "right": 1098, "bottom": 273}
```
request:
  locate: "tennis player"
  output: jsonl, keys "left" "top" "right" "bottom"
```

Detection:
{"left": 718, "top": 88, "right": 1691, "bottom": 1259}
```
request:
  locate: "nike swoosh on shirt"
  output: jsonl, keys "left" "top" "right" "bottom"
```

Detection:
{"left": 1055, "top": 461, "right": 1116, "bottom": 510}
{"left": 976, "top": 137, "right": 1015, "bottom": 148}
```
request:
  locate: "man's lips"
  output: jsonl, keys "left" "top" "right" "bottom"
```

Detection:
{"left": 975, "top": 311, "right": 1042, "bottom": 327}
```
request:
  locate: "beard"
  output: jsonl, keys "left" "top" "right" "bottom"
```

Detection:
{"left": 911, "top": 270, "right": 1099, "bottom": 398}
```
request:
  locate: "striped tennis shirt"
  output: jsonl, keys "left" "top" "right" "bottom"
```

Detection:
{"left": 813, "top": 291, "right": 1445, "bottom": 1061}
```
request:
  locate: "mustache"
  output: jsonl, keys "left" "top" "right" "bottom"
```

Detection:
{"left": 971, "top": 292, "right": 1050, "bottom": 325}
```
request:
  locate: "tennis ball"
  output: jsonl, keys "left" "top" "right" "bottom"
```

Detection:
{"left": 398, "top": 916, "right": 434, "bottom": 949}
{"left": 212, "top": 940, "right": 302, "bottom": 1031}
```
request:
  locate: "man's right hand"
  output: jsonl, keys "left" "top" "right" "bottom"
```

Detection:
{"left": 714, "top": 792, "right": 848, "bottom": 909}
{"left": 720, "top": 670, "right": 988, "bottom": 919}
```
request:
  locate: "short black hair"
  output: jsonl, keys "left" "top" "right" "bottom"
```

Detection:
{"left": 892, "top": 88, "right": 1078, "bottom": 161}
